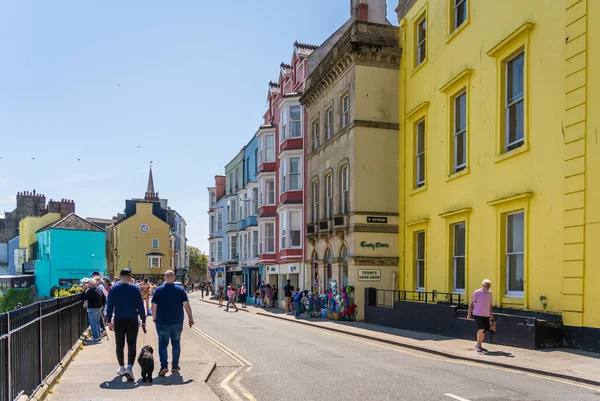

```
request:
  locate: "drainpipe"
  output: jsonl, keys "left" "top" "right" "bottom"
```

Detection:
{"left": 399, "top": 17, "right": 408, "bottom": 291}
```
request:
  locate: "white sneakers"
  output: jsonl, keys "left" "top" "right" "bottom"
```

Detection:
{"left": 117, "top": 365, "right": 135, "bottom": 381}
{"left": 117, "top": 366, "right": 127, "bottom": 376}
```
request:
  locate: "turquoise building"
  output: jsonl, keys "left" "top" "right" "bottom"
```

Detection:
{"left": 34, "top": 214, "right": 106, "bottom": 297}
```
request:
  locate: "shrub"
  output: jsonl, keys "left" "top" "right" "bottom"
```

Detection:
{"left": 53, "top": 285, "right": 83, "bottom": 298}
{"left": 0, "top": 288, "right": 34, "bottom": 313}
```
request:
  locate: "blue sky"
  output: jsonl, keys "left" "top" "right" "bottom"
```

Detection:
{"left": 0, "top": 1, "right": 397, "bottom": 251}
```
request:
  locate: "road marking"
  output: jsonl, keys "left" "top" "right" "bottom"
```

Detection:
{"left": 249, "top": 313, "right": 600, "bottom": 392}
{"left": 444, "top": 394, "right": 471, "bottom": 401}
{"left": 221, "top": 367, "right": 243, "bottom": 401}
{"left": 186, "top": 321, "right": 258, "bottom": 401}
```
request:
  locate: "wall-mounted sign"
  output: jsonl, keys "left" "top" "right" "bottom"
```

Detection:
{"left": 266, "top": 265, "right": 279, "bottom": 274}
{"left": 358, "top": 269, "right": 381, "bottom": 281}
{"left": 360, "top": 241, "right": 390, "bottom": 250}
{"left": 140, "top": 224, "right": 149, "bottom": 233}
{"left": 367, "top": 216, "right": 388, "bottom": 224}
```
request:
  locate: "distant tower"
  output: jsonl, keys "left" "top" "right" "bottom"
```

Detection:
{"left": 144, "top": 167, "right": 160, "bottom": 201}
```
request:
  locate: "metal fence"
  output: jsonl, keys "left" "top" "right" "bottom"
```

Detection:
{"left": 375, "top": 289, "right": 465, "bottom": 308}
{"left": 0, "top": 294, "right": 87, "bottom": 401}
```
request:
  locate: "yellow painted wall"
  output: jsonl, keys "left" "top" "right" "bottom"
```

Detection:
{"left": 114, "top": 202, "right": 173, "bottom": 276}
{"left": 398, "top": 0, "right": 585, "bottom": 322}
{"left": 19, "top": 213, "right": 61, "bottom": 254}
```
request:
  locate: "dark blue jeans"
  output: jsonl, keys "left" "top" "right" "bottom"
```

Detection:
{"left": 157, "top": 324, "right": 183, "bottom": 368}
{"left": 294, "top": 300, "right": 302, "bottom": 317}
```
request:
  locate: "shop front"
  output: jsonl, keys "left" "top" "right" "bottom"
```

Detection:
{"left": 226, "top": 264, "right": 243, "bottom": 287}
{"left": 213, "top": 267, "right": 225, "bottom": 289}
{"left": 244, "top": 264, "right": 262, "bottom": 303}
{"left": 278, "top": 263, "right": 300, "bottom": 310}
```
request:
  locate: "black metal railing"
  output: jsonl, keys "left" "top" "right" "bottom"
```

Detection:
{"left": 0, "top": 294, "right": 87, "bottom": 401}
{"left": 374, "top": 289, "right": 464, "bottom": 308}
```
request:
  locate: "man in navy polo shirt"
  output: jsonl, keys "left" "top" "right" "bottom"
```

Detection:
{"left": 151, "top": 270, "right": 194, "bottom": 376}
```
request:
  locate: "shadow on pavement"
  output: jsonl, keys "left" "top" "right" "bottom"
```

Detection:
{"left": 99, "top": 373, "right": 192, "bottom": 390}
{"left": 99, "top": 376, "right": 141, "bottom": 390}
{"left": 484, "top": 351, "right": 514, "bottom": 357}
{"left": 151, "top": 373, "right": 193, "bottom": 386}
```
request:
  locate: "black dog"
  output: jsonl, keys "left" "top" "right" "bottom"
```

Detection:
{"left": 137, "top": 345, "right": 154, "bottom": 383}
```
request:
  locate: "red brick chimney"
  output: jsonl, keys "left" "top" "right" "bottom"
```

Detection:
{"left": 357, "top": 1, "right": 369, "bottom": 21}
{"left": 59, "top": 199, "right": 75, "bottom": 217}
{"left": 215, "top": 175, "right": 226, "bottom": 201}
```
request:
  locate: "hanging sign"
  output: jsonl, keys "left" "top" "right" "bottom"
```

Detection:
{"left": 358, "top": 269, "right": 381, "bottom": 281}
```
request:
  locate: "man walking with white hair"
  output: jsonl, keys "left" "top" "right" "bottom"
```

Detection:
{"left": 467, "top": 279, "right": 494, "bottom": 352}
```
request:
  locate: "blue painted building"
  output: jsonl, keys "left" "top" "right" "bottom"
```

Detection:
{"left": 208, "top": 176, "right": 227, "bottom": 289}
{"left": 7, "top": 236, "right": 20, "bottom": 275}
{"left": 239, "top": 135, "right": 262, "bottom": 301}
{"left": 34, "top": 214, "right": 106, "bottom": 297}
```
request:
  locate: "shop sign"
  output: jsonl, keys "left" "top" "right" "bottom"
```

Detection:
{"left": 358, "top": 269, "right": 381, "bottom": 281}
{"left": 266, "top": 265, "right": 279, "bottom": 274}
{"left": 367, "top": 216, "right": 388, "bottom": 224}
{"left": 360, "top": 241, "right": 390, "bottom": 250}
{"left": 229, "top": 265, "right": 242, "bottom": 272}
{"left": 287, "top": 265, "right": 299, "bottom": 274}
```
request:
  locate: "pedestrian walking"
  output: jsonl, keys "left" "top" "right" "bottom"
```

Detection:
{"left": 105, "top": 268, "right": 146, "bottom": 381}
{"left": 273, "top": 285, "right": 278, "bottom": 306}
{"left": 82, "top": 281, "right": 106, "bottom": 342}
{"left": 294, "top": 290, "right": 308, "bottom": 318}
{"left": 93, "top": 277, "right": 108, "bottom": 337}
{"left": 151, "top": 270, "right": 194, "bottom": 376}
{"left": 225, "top": 285, "right": 239, "bottom": 312}
{"left": 265, "top": 284, "right": 273, "bottom": 308}
{"left": 467, "top": 279, "right": 495, "bottom": 353}
{"left": 239, "top": 283, "right": 247, "bottom": 308}
{"left": 217, "top": 285, "right": 224, "bottom": 307}
{"left": 284, "top": 280, "right": 293, "bottom": 314}
{"left": 140, "top": 279, "right": 151, "bottom": 316}
{"left": 258, "top": 281, "right": 266, "bottom": 307}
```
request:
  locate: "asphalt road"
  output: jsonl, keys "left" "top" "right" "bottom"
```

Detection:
{"left": 186, "top": 294, "right": 600, "bottom": 401}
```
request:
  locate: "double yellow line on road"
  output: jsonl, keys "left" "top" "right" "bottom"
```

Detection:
{"left": 186, "top": 322, "right": 256, "bottom": 401}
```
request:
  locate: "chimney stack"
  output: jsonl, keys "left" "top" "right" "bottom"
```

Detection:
{"left": 357, "top": 1, "right": 369, "bottom": 21}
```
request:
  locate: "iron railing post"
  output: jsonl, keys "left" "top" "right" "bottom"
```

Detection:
{"left": 7, "top": 313, "right": 11, "bottom": 401}
{"left": 39, "top": 303, "right": 43, "bottom": 384}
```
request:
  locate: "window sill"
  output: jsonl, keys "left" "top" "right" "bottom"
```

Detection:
{"left": 409, "top": 185, "right": 427, "bottom": 196}
{"left": 494, "top": 143, "right": 529, "bottom": 164}
{"left": 446, "top": 167, "right": 470, "bottom": 182}
{"left": 411, "top": 59, "right": 428, "bottom": 77}
{"left": 502, "top": 296, "right": 524, "bottom": 307}
{"left": 446, "top": 19, "right": 470, "bottom": 45}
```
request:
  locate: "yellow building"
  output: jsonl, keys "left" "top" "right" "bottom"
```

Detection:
{"left": 19, "top": 213, "right": 61, "bottom": 259}
{"left": 397, "top": 0, "right": 599, "bottom": 347}
{"left": 108, "top": 170, "right": 175, "bottom": 280}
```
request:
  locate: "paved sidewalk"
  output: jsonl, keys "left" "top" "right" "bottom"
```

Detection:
{"left": 197, "top": 295, "right": 600, "bottom": 386}
{"left": 46, "top": 319, "right": 219, "bottom": 401}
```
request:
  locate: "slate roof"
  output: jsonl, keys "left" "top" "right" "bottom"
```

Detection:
{"left": 37, "top": 213, "right": 104, "bottom": 233}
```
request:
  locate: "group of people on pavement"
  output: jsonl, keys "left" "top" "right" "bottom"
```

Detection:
{"left": 81, "top": 268, "right": 194, "bottom": 381}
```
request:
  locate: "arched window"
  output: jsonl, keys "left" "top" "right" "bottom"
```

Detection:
{"left": 340, "top": 246, "right": 349, "bottom": 288}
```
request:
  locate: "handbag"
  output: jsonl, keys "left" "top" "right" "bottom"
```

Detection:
{"left": 490, "top": 319, "right": 497, "bottom": 332}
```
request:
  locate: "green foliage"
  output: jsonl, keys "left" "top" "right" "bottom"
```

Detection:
{"left": 0, "top": 288, "right": 34, "bottom": 313}
{"left": 188, "top": 246, "right": 208, "bottom": 282}
{"left": 53, "top": 285, "right": 84, "bottom": 298}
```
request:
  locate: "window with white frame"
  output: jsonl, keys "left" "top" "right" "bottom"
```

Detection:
{"left": 235, "top": 168, "right": 239, "bottom": 191}
{"left": 239, "top": 193, "right": 246, "bottom": 220}
{"left": 260, "top": 134, "right": 275, "bottom": 163}
{"left": 240, "top": 234, "right": 247, "bottom": 260}
{"left": 327, "top": 108, "right": 333, "bottom": 140}
{"left": 506, "top": 211, "right": 524, "bottom": 296}
{"left": 312, "top": 120, "right": 320, "bottom": 150}
{"left": 290, "top": 157, "right": 301, "bottom": 191}
{"left": 415, "top": 119, "right": 426, "bottom": 188}
{"left": 505, "top": 52, "right": 524, "bottom": 152}
{"left": 289, "top": 210, "right": 301, "bottom": 247}
{"left": 210, "top": 242, "right": 216, "bottom": 263}
{"left": 251, "top": 231, "right": 258, "bottom": 258}
{"left": 210, "top": 215, "right": 215, "bottom": 235}
{"left": 453, "top": 0, "right": 467, "bottom": 30}
{"left": 148, "top": 256, "right": 162, "bottom": 269}
{"left": 280, "top": 160, "right": 287, "bottom": 193}
{"left": 281, "top": 107, "right": 288, "bottom": 141}
{"left": 325, "top": 173, "right": 333, "bottom": 219}
{"left": 342, "top": 95, "right": 349, "bottom": 128}
{"left": 229, "top": 235, "right": 238, "bottom": 261}
{"left": 260, "top": 177, "right": 275, "bottom": 206}
{"left": 452, "top": 222, "right": 466, "bottom": 293}
{"left": 152, "top": 238, "right": 159, "bottom": 250}
{"left": 260, "top": 222, "right": 275, "bottom": 253}
{"left": 251, "top": 187, "right": 259, "bottom": 215}
{"left": 228, "top": 198, "right": 237, "bottom": 222}
{"left": 290, "top": 105, "right": 302, "bottom": 138}
{"left": 210, "top": 191, "right": 216, "bottom": 208}
{"left": 280, "top": 212, "right": 287, "bottom": 249}
{"left": 415, "top": 230, "right": 425, "bottom": 290}
{"left": 340, "top": 165, "right": 349, "bottom": 214}
{"left": 217, "top": 240, "right": 223, "bottom": 263}
{"left": 416, "top": 15, "right": 427, "bottom": 66}
{"left": 217, "top": 210, "right": 223, "bottom": 231}
{"left": 453, "top": 91, "right": 467, "bottom": 173}
{"left": 229, "top": 172, "right": 234, "bottom": 194}
{"left": 312, "top": 180, "right": 319, "bottom": 223}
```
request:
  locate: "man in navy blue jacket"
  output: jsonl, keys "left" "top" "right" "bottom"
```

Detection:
{"left": 106, "top": 268, "right": 146, "bottom": 381}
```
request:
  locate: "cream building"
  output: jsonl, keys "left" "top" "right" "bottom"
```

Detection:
{"left": 301, "top": 3, "right": 400, "bottom": 319}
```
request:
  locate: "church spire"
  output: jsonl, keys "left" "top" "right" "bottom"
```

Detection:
{"left": 144, "top": 166, "right": 159, "bottom": 201}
